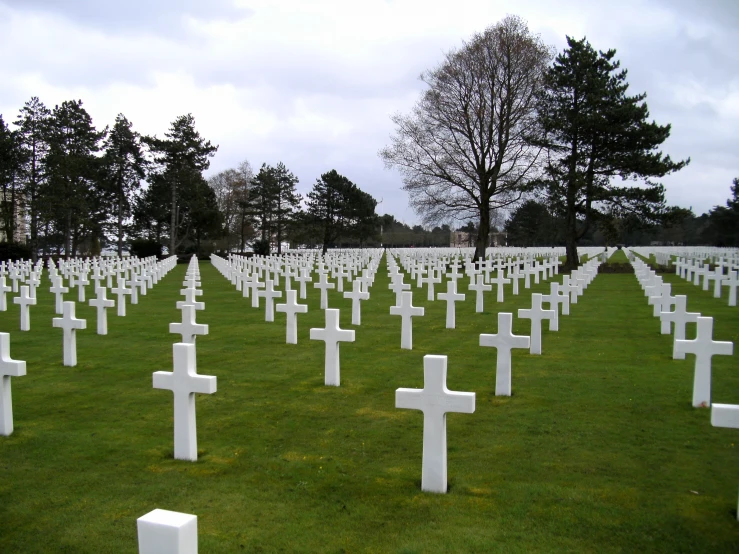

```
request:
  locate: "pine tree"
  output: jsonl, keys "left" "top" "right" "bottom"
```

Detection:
{"left": 14, "top": 97, "right": 51, "bottom": 260}
{"left": 145, "top": 114, "right": 217, "bottom": 254}
{"left": 101, "top": 114, "right": 147, "bottom": 256}
{"left": 0, "top": 115, "right": 25, "bottom": 244}
{"left": 532, "top": 36, "right": 689, "bottom": 270}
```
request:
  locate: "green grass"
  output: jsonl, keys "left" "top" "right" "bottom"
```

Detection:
{"left": 0, "top": 257, "right": 737, "bottom": 552}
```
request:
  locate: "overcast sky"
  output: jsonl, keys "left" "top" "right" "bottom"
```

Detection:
{"left": 1, "top": 0, "right": 737, "bottom": 225}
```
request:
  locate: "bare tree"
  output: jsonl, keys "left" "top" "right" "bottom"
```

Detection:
{"left": 208, "top": 159, "right": 253, "bottom": 252}
{"left": 379, "top": 15, "right": 553, "bottom": 260}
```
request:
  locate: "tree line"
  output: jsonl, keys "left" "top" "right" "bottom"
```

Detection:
{"left": 0, "top": 98, "right": 380, "bottom": 260}
{"left": 380, "top": 14, "right": 690, "bottom": 270}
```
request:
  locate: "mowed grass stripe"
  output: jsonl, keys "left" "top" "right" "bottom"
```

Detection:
{"left": 0, "top": 258, "right": 737, "bottom": 553}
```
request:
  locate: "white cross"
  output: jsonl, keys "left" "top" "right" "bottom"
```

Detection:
{"left": 0, "top": 276, "right": 11, "bottom": 311}
{"left": 89, "top": 286, "right": 115, "bottom": 335}
{"left": 176, "top": 288, "right": 204, "bottom": 311}
{"left": 468, "top": 274, "right": 491, "bottom": 313}
{"left": 276, "top": 289, "right": 308, "bottom": 344}
{"left": 13, "top": 285, "right": 36, "bottom": 331}
{"left": 314, "top": 272, "right": 335, "bottom": 310}
{"left": 153, "top": 343, "right": 217, "bottom": 461}
{"left": 170, "top": 305, "right": 209, "bottom": 344}
{"left": 50, "top": 276, "right": 68, "bottom": 315}
{"left": 518, "top": 293, "right": 555, "bottom": 355}
{"left": 420, "top": 270, "right": 441, "bottom": 301}
{"left": 660, "top": 295, "right": 699, "bottom": 354}
{"left": 480, "top": 312, "right": 530, "bottom": 396}
{"left": 674, "top": 316, "right": 734, "bottom": 407}
{"left": 723, "top": 270, "right": 739, "bottom": 307}
{"left": 395, "top": 354, "right": 475, "bottom": 493}
{"left": 250, "top": 275, "right": 264, "bottom": 308}
{"left": 295, "top": 268, "right": 312, "bottom": 300}
{"left": 489, "top": 270, "right": 510, "bottom": 303}
{"left": 648, "top": 283, "right": 674, "bottom": 318}
{"left": 437, "top": 280, "right": 465, "bottom": 329}
{"left": 309, "top": 308, "right": 355, "bottom": 386}
{"left": 508, "top": 268, "right": 522, "bottom": 295}
{"left": 259, "top": 279, "right": 282, "bottom": 322}
{"left": 127, "top": 276, "right": 139, "bottom": 305}
{"left": 388, "top": 276, "right": 411, "bottom": 307}
{"left": 541, "top": 282, "right": 568, "bottom": 331}
{"left": 0, "top": 333, "right": 26, "bottom": 436}
{"left": 343, "top": 279, "right": 370, "bottom": 325}
{"left": 111, "top": 278, "right": 131, "bottom": 316}
{"left": 389, "top": 291, "right": 425, "bottom": 350}
{"left": 52, "top": 301, "right": 86, "bottom": 366}
{"left": 710, "top": 402, "right": 739, "bottom": 520}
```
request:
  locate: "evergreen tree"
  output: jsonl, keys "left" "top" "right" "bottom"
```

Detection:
{"left": 101, "top": 114, "right": 147, "bottom": 256}
{"left": 0, "top": 115, "right": 25, "bottom": 244}
{"left": 14, "top": 97, "right": 51, "bottom": 260}
{"left": 271, "top": 162, "right": 301, "bottom": 253}
{"left": 145, "top": 114, "right": 217, "bottom": 254}
{"left": 306, "top": 170, "right": 377, "bottom": 253}
{"left": 531, "top": 36, "right": 689, "bottom": 270}
{"left": 43, "top": 100, "right": 105, "bottom": 257}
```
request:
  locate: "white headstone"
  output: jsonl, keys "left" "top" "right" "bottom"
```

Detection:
{"left": 389, "top": 291, "right": 424, "bottom": 350}
{"left": 52, "top": 301, "right": 86, "bottom": 366}
{"left": 170, "top": 305, "right": 209, "bottom": 344}
{"left": 395, "top": 354, "right": 475, "bottom": 493}
{"left": 276, "top": 289, "right": 308, "bottom": 344}
{"left": 437, "top": 280, "right": 465, "bottom": 329}
{"left": 343, "top": 279, "right": 369, "bottom": 326}
{"left": 0, "top": 333, "right": 26, "bottom": 436}
{"left": 480, "top": 312, "right": 530, "bottom": 396}
{"left": 153, "top": 343, "right": 217, "bottom": 461}
{"left": 517, "top": 293, "right": 555, "bottom": 355}
{"left": 309, "top": 309, "right": 355, "bottom": 386}
{"left": 137, "top": 508, "right": 198, "bottom": 554}
{"left": 89, "top": 286, "right": 115, "bottom": 335}
{"left": 674, "top": 317, "right": 734, "bottom": 407}
{"left": 13, "top": 285, "right": 36, "bottom": 331}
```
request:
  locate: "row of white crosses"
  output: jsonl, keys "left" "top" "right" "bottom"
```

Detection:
{"left": 633, "top": 258, "right": 734, "bottom": 408}
{"left": 155, "top": 256, "right": 216, "bottom": 462}
{"left": 632, "top": 249, "right": 739, "bottom": 518}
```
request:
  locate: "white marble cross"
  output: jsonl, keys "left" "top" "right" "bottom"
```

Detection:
{"left": 260, "top": 279, "right": 282, "bottom": 322}
{"left": 111, "top": 279, "right": 131, "bottom": 316}
{"left": 437, "top": 280, "right": 465, "bottom": 329}
{"left": 674, "top": 316, "right": 733, "bottom": 407}
{"left": 660, "top": 295, "right": 699, "bottom": 356}
{"left": 13, "top": 285, "right": 36, "bottom": 331}
{"left": 52, "top": 301, "right": 86, "bottom": 366}
{"left": 468, "top": 274, "right": 491, "bottom": 313}
{"left": 395, "top": 354, "right": 475, "bottom": 493}
{"left": 480, "top": 312, "right": 530, "bottom": 396}
{"left": 710, "top": 402, "right": 739, "bottom": 520}
{"left": 177, "top": 287, "right": 204, "bottom": 311}
{"left": 310, "top": 308, "right": 355, "bottom": 386}
{"left": 50, "top": 276, "right": 68, "bottom": 315}
{"left": 518, "top": 293, "right": 555, "bottom": 355}
{"left": 388, "top": 276, "right": 411, "bottom": 307}
{"left": 170, "top": 305, "right": 209, "bottom": 344}
{"left": 153, "top": 343, "right": 217, "bottom": 461}
{"left": 343, "top": 279, "right": 370, "bottom": 325}
{"left": 390, "top": 291, "right": 425, "bottom": 349}
{"left": 314, "top": 272, "right": 335, "bottom": 310}
{"left": 723, "top": 270, "right": 739, "bottom": 307}
{"left": 89, "top": 286, "right": 115, "bottom": 335}
{"left": 0, "top": 333, "right": 26, "bottom": 436}
{"left": 541, "top": 281, "right": 569, "bottom": 331}
{"left": 276, "top": 289, "right": 308, "bottom": 344}
{"left": 0, "top": 276, "right": 11, "bottom": 311}
{"left": 489, "top": 270, "right": 511, "bottom": 303}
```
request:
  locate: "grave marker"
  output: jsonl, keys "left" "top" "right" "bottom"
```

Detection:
{"left": 0, "top": 333, "right": 26, "bottom": 436}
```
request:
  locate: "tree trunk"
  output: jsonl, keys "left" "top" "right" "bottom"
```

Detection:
{"left": 563, "top": 186, "right": 579, "bottom": 273}
{"left": 118, "top": 192, "right": 124, "bottom": 257}
{"left": 474, "top": 202, "right": 490, "bottom": 262}
{"left": 65, "top": 209, "right": 72, "bottom": 259}
{"left": 170, "top": 179, "right": 177, "bottom": 255}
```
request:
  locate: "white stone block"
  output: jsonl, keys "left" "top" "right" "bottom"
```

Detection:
{"left": 137, "top": 509, "right": 198, "bottom": 554}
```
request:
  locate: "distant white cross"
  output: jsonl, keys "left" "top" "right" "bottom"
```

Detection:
{"left": 674, "top": 316, "right": 733, "bottom": 407}
{"left": 176, "top": 287, "right": 204, "bottom": 311}
{"left": 344, "top": 279, "right": 370, "bottom": 325}
{"left": 153, "top": 342, "right": 217, "bottom": 461}
{"left": 395, "top": 355, "right": 475, "bottom": 493}
{"left": 0, "top": 276, "right": 11, "bottom": 311}
{"left": 480, "top": 312, "right": 530, "bottom": 396}
{"left": 50, "top": 276, "right": 68, "bottom": 315}
{"left": 276, "top": 289, "right": 308, "bottom": 344}
{"left": 723, "top": 270, "right": 739, "bottom": 307}
{"left": 170, "top": 304, "right": 209, "bottom": 344}
{"left": 89, "top": 286, "right": 115, "bottom": 335}
{"left": 660, "top": 295, "right": 699, "bottom": 354}
{"left": 13, "top": 285, "right": 36, "bottom": 331}
{"left": 0, "top": 333, "right": 26, "bottom": 436}
{"left": 111, "top": 278, "right": 131, "bottom": 316}
{"left": 468, "top": 274, "right": 491, "bottom": 313}
{"left": 310, "top": 308, "right": 355, "bottom": 386}
{"left": 489, "top": 270, "right": 511, "bottom": 303}
{"left": 437, "top": 279, "right": 465, "bottom": 329}
{"left": 389, "top": 290, "right": 424, "bottom": 350}
{"left": 52, "top": 301, "right": 86, "bottom": 366}
{"left": 518, "top": 293, "right": 555, "bottom": 355}
{"left": 314, "top": 272, "right": 335, "bottom": 310}
{"left": 260, "top": 279, "right": 283, "bottom": 322}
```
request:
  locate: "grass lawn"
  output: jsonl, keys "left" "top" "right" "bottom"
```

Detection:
{"left": 0, "top": 256, "right": 737, "bottom": 553}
